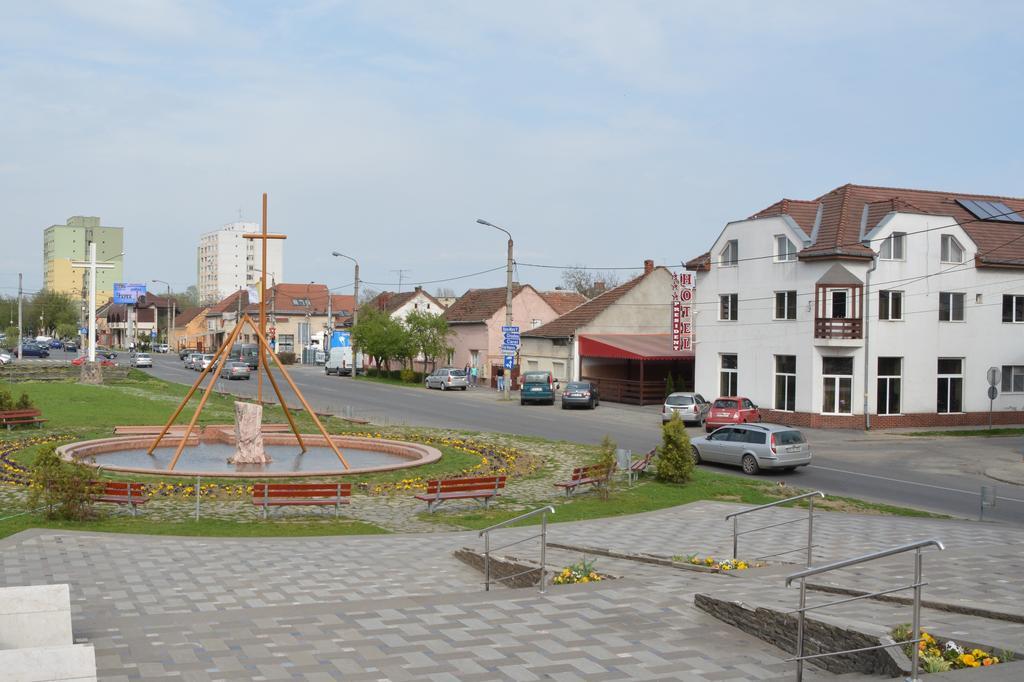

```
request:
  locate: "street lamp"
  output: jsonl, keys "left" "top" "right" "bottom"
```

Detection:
{"left": 152, "top": 279, "right": 172, "bottom": 349}
{"left": 476, "top": 218, "right": 514, "bottom": 401}
{"left": 331, "top": 252, "right": 360, "bottom": 377}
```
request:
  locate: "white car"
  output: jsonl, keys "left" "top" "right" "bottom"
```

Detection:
{"left": 0, "top": 351, "right": 12, "bottom": 366}
{"left": 199, "top": 354, "right": 215, "bottom": 371}
{"left": 132, "top": 353, "right": 153, "bottom": 368}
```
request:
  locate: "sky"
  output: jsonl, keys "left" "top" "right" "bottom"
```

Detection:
{"left": 2, "top": 0, "right": 1023, "bottom": 300}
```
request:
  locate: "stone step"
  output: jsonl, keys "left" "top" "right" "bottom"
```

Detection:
{"left": 0, "top": 644, "right": 97, "bottom": 682}
{"left": 0, "top": 584, "right": 74, "bottom": 650}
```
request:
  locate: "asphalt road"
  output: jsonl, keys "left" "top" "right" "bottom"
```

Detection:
{"left": 125, "top": 353, "right": 1024, "bottom": 524}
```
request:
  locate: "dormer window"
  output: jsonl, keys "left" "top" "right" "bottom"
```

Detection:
{"left": 292, "top": 298, "right": 311, "bottom": 306}
{"left": 879, "top": 232, "right": 905, "bottom": 260}
{"left": 774, "top": 235, "right": 797, "bottom": 262}
{"left": 720, "top": 239, "right": 738, "bottom": 267}
{"left": 940, "top": 235, "right": 964, "bottom": 263}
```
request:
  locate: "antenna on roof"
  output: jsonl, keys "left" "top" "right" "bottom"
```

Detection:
{"left": 391, "top": 269, "right": 410, "bottom": 293}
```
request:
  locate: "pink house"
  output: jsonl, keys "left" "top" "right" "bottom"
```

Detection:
{"left": 444, "top": 284, "right": 585, "bottom": 383}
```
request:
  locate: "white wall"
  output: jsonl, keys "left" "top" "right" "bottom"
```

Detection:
{"left": 198, "top": 223, "right": 284, "bottom": 303}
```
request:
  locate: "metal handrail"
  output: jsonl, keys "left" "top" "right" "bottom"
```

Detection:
{"left": 480, "top": 505, "right": 555, "bottom": 594}
{"left": 725, "top": 491, "right": 824, "bottom": 565}
{"left": 784, "top": 538, "right": 945, "bottom": 682}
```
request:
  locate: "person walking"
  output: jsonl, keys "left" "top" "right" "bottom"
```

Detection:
{"left": 470, "top": 364, "right": 478, "bottom": 386}
{"left": 496, "top": 367, "right": 504, "bottom": 392}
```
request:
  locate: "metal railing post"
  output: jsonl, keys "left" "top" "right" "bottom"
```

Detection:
{"left": 732, "top": 515, "right": 739, "bottom": 560}
{"left": 539, "top": 510, "right": 548, "bottom": 594}
{"left": 796, "top": 577, "right": 806, "bottom": 682}
{"left": 195, "top": 475, "right": 201, "bottom": 521}
{"left": 484, "top": 531, "right": 491, "bottom": 592}
{"left": 806, "top": 497, "right": 814, "bottom": 568}
{"left": 911, "top": 547, "right": 922, "bottom": 681}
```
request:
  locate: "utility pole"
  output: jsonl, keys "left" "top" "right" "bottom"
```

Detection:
{"left": 332, "top": 252, "right": 360, "bottom": 377}
{"left": 17, "top": 273, "right": 23, "bottom": 360}
{"left": 477, "top": 219, "right": 515, "bottom": 401}
{"left": 391, "top": 269, "right": 409, "bottom": 293}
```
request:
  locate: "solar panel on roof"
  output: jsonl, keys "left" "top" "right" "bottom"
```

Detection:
{"left": 957, "top": 198, "right": 1024, "bottom": 223}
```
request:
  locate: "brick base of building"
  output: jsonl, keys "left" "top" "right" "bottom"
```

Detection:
{"left": 759, "top": 409, "right": 1024, "bottom": 430}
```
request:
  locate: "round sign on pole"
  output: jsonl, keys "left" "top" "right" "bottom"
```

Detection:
{"left": 988, "top": 385, "right": 998, "bottom": 401}
{"left": 987, "top": 367, "right": 1001, "bottom": 387}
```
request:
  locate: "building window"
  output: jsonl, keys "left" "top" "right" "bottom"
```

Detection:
{"left": 774, "top": 291, "right": 797, "bottom": 320}
{"left": 939, "top": 292, "right": 965, "bottom": 322}
{"left": 879, "top": 232, "right": 906, "bottom": 260}
{"left": 298, "top": 322, "right": 310, "bottom": 346}
{"left": 937, "top": 358, "right": 963, "bottom": 413}
{"left": 774, "top": 355, "right": 796, "bottom": 411}
{"left": 830, "top": 290, "right": 848, "bottom": 318}
{"left": 940, "top": 235, "right": 965, "bottom": 263}
{"left": 1002, "top": 366, "right": 1024, "bottom": 393}
{"left": 552, "top": 361, "right": 566, "bottom": 380}
{"left": 775, "top": 235, "right": 797, "bottom": 262}
{"left": 720, "top": 239, "right": 738, "bottom": 267}
{"left": 879, "top": 290, "right": 903, "bottom": 321}
{"left": 821, "top": 357, "right": 853, "bottom": 414}
{"left": 877, "top": 357, "right": 902, "bottom": 415}
{"left": 292, "top": 298, "right": 311, "bottom": 306}
{"left": 719, "top": 294, "right": 738, "bottom": 321}
{"left": 277, "top": 334, "right": 294, "bottom": 353}
{"left": 531, "top": 319, "right": 542, "bottom": 328}
{"left": 1003, "top": 295, "right": 1024, "bottom": 323}
{"left": 720, "top": 354, "right": 738, "bottom": 396}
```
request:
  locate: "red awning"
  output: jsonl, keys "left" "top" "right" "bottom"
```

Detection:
{"left": 578, "top": 334, "right": 693, "bottom": 361}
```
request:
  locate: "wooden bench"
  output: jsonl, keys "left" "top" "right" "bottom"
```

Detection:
{"left": 554, "top": 463, "right": 613, "bottom": 496}
{"left": 0, "top": 409, "right": 47, "bottom": 430}
{"left": 414, "top": 476, "right": 506, "bottom": 513}
{"left": 251, "top": 483, "right": 352, "bottom": 519}
{"left": 627, "top": 449, "right": 658, "bottom": 484}
{"left": 90, "top": 481, "right": 149, "bottom": 516}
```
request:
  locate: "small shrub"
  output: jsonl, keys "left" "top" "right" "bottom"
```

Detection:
{"left": 655, "top": 412, "right": 694, "bottom": 483}
{"left": 665, "top": 373, "right": 675, "bottom": 397}
{"left": 591, "top": 435, "right": 617, "bottom": 500}
{"left": 400, "top": 369, "right": 417, "bottom": 383}
{"left": 0, "top": 390, "right": 12, "bottom": 411}
{"left": 15, "top": 392, "right": 33, "bottom": 409}
{"left": 276, "top": 351, "right": 296, "bottom": 365}
{"left": 27, "top": 447, "right": 97, "bottom": 521}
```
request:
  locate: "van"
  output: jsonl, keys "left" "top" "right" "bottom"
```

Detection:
{"left": 520, "top": 370, "right": 555, "bottom": 406}
{"left": 325, "top": 347, "right": 354, "bottom": 376}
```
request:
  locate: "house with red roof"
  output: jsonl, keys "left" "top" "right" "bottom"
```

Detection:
{"left": 688, "top": 183, "right": 1024, "bottom": 428}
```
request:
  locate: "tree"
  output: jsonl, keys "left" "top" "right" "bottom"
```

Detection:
{"left": 27, "top": 447, "right": 96, "bottom": 521}
{"left": 655, "top": 413, "right": 694, "bottom": 484}
{"left": 170, "top": 286, "right": 199, "bottom": 309}
{"left": 351, "top": 306, "right": 407, "bottom": 372}
{"left": 435, "top": 287, "right": 456, "bottom": 298}
{"left": 560, "top": 267, "right": 623, "bottom": 299}
{"left": 404, "top": 309, "right": 452, "bottom": 372}
{"left": 26, "top": 290, "right": 78, "bottom": 336}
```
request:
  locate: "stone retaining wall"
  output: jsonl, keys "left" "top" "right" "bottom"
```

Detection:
{"left": 453, "top": 548, "right": 543, "bottom": 589}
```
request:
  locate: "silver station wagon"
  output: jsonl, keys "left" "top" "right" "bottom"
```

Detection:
{"left": 690, "top": 423, "right": 812, "bottom": 475}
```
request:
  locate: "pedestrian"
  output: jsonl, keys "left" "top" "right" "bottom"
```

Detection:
{"left": 497, "top": 367, "right": 505, "bottom": 392}
{"left": 470, "top": 365, "right": 478, "bottom": 386}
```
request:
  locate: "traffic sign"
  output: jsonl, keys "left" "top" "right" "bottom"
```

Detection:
{"left": 988, "top": 385, "right": 998, "bottom": 401}
{"left": 503, "top": 355, "right": 514, "bottom": 369}
{"left": 987, "top": 367, "right": 1001, "bottom": 387}
{"left": 150, "top": 330, "right": 157, "bottom": 338}
{"left": 501, "top": 326, "right": 519, "bottom": 333}
{"left": 78, "top": 327, "right": 88, "bottom": 335}
{"left": 503, "top": 333, "right": 521, "bottom": 344}
{"left": 500, "top": 344, "right": 518, "bottom": 352}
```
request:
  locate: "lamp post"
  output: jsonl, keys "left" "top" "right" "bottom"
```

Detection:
{"left": 332, "top": 252, "right": 360, "bottom": 377}
{"left": 152, "top": 279, "right": 172, "bottom": 348}
{"left": 476, "top": 218, "right": 514, "bottom": 401}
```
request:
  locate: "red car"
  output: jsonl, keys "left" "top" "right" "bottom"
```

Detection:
{"left": 705, "top": 396, "right": 761, "bottom": 432}
{"left": 71, "top": 356, "right": 116, "bottom": 367}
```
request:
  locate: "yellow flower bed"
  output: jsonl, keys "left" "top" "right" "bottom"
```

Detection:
{"left": 895, "top": 627, "right": 1005, "bottom": 672}
{"left": 674, "top": 554, "right": 760, "bottom": 571}
{"left": 551, "top": 558, "right": 604, "bottom": 585}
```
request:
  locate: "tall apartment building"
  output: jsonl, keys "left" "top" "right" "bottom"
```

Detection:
{"left": 197, "top": 222, "right": 284, "bottom": 304}
{"left": 43, "top": 216, "right": 124, "bottom": 301}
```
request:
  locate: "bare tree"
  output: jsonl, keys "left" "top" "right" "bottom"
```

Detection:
{"left": 435, "top": 287, "right": 456, "bottom": 298}
{"left": 560, "top": 267, "right": 622, "bottom": 299}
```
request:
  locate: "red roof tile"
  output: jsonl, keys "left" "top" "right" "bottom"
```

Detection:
{"left": 366, "top": 287, "right": 445, "bottom": 315}
{"left": 444, "top": 284, "right": 532, "bottom": 323}
{"left": 524, "top": 270, "right": 664, "bottom": 338}
{"left": 538, "top": 291, "right": 588, "bottom": 315}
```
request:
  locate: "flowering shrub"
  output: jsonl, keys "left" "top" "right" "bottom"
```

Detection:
{"left": 894, "top": 627, "right": 1003, "bottom": 671}
{"left": 674, "top": 554, "right": 759, "bottom": 571}
{"left": 552, "top": 557, "right": 603, "bottom": 585}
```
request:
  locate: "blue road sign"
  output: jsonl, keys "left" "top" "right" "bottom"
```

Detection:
{"left": 501, "top": 325, "right": 520, "bottom": 333}
{"left": 500, "top": 344, "right": 518, "bottom": 352}
{"left": 78, "top": 327, "right": 88, "bottom": 335}
{"left": 503, "top": 333, "right": 521, "bottom": 344}
{"left": 150, "top": 330, "right": 157, "bottom": 338}
{"left": 503, "top": 355, "right": 514, "bottom": 369}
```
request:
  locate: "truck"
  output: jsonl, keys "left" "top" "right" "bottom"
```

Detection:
{"left": 325, "top": 346, "right": 362, "bottom": 376}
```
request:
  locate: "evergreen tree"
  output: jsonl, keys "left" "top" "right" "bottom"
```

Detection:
{"left": 655, "top": 412, "right": 694, "bottom": 483}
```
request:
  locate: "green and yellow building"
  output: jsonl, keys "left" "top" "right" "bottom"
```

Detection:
{"left": 43, "top": 216, "right": 124, "bottom": 301}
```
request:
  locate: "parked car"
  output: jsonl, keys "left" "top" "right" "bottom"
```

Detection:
{"left": 704, "top": 396, "right": 761, "bottom": 432}
{"left": 48, "top": 339, "right": 64, "bottom": 349}
{"left": 19, "top": 343, "right": 49, "bottom": 358}
{"left": 520, "top": 370, "right": 555, "bottom": 405}
{"left": 199, "top": 354, "right": 216, "bottom": 371}
{"left": 220, "top": 361, "right": 252, "bottom": 380}
{"left": 185, "top": 352, "right": 203, "bottom": 369}
{"left": 95, "top": 347, "right": 117, "bottom": 359}
{"left": 662, "top": 392, "right": 711, "bottom": 425}
{"left": 561, "top": 381, "right": 599, "bottom": 409}
{"left": 131, "top": 353, "right": 153, "bottom": 368}
{"left": 154, "top": 343, "right": 170, "bottom": 353}
{"left": 71, "top": 356, "right": 116, "bottom": 367}
{"left": 62, "top": 341, "right": 78, "bottom": 353}
{"left": 179, "top": 347, "right": 197, "bottom": 360}
{"left": 0, "top": 351, "right": 12, "bottom": 366}
{"left": 690, "top": 423, "right": 812, "bottom": 474}
{"left": 425, "top": 367, "right": 468, "bottom": 390}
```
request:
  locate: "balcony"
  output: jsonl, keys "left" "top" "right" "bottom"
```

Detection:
{"left": 814, "top": 317, "right": 862, "bottom": 341}
{"left": 814, "top": 265, "right": 864, "bottom": 347}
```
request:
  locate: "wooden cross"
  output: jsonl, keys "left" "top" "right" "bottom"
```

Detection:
{"left": 70, "top": 242, "right": 115, "bottom": 363}
{"left": 242, "top": 193, "right": 286, "bottom": 403}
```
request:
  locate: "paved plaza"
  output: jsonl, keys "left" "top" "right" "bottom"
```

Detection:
{"left": 3, "top": 501, "right": 1024, "bottom": 680}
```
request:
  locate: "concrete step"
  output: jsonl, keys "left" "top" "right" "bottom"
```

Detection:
{"left": 0, "top": 584, "right": 73, "bottom": 649}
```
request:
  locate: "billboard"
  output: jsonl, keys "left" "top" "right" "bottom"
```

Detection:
{"left": 330, "top": 330, "right": 351, "bottom": 349}
{"left": 113, "top": 283, "right": 147, "bottom": 304}
{"left": 671, "top": 272, "right": 695, "bottom": 351}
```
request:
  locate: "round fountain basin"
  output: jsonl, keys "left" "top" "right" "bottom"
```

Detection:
{"left": 58, "top": 429, "right": 441, "bottom": 478}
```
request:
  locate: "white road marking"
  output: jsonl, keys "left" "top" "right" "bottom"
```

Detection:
{"left": 809, "top": 464, "right": 1024, "bottom": 503}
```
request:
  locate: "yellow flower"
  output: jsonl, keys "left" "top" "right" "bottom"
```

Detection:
{"left": 960, "top": 654, "right": 975, "bottom": 666}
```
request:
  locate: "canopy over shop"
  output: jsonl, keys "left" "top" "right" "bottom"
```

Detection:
{"left": 579, "top": 333, "right": 694, "bottom": 406}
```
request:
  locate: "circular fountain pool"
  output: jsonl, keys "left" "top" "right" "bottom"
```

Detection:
{"left": 57, "top": 428, "right": 441, "bottom": 477}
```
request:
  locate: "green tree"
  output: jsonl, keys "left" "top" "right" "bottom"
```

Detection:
{"left": 404, "top": 309, "right": 453, "bottom": 372}
{"left": 26, "top": 290, "right": 79, "bottom": 337}
{"left": 655, "top": 413, "right": 694, "bottom": 484}
{"left": 27, "top": 447, "right": 97, "bottom": 521}
{"left": 3, "top": 325, "right": 18, "bottom": 349}
{"left": 665, "top": 373, "right": 675, "bottom": 397}
{"left": 351, "top": 306, "right": 407, "bottom": 372}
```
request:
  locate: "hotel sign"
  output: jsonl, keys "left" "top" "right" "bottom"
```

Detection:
{"left": 672, "top": 272, "right": 695, "bottom": 351}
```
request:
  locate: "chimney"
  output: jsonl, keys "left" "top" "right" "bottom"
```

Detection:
{"left": 414, "top": 286, "right": 422, "bottom": 292}
{"left": 594, "top": 281, "right": 606, "bottom": 293}
{"left": 644, "top": 259, "right": 654, "bottom": 274}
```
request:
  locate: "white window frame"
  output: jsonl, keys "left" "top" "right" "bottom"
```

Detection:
{"left": 1003, "top": 295, "right": 1024, "bottom": 323}
{"left": 937, "top": 358, "right": 964, "bottom": 414}
{"left": 879, "top": 290, "right": 903, "bottom": 321}
{"left": 821, "top": 357, "right": 853, "bottom": 415}
{"left": 774, "top": 355, "right": 796, "bottom": 411}
{"left": 719, "top": 293, "right": 738, "bottom": 321}
{"left": 720, "top": 354, "right": 738, "bottom": 396}
{"left": 720, "top": 239, "right": 739, "bottom": 267}
{"left": 774, "top": 235, "right": 797, "bottom": 262}
{"left": 939, "top": 292, "right": 965, "bottom": 322}
{"left": 879, "top": 232, "right": 906, "bottom": 260}
{"left": 774, "top": 291, "right": 797, "bottom": 320}
{"left": 877, "top": 357, "right": 902, "bottom": 415}
{"left": 940, "top": 234, "right": 965, "bottom": 264}
{"left": 1001, "top": 365, "right": 1024, "bottom": 393}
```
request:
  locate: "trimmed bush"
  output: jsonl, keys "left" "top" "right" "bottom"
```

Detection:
{"left": 0, "top": 390, "right": 12, "bottom": 411}
{"left": 655, "top": 412, "right": 694, "bottom": 483}
{"left": 665, "top": 374, "right": 675, "bottom": 397}
{"left": 276, "top": 351, "right": 297, "bottom": 365}
{"left": 15, "top": 392, "right": 33, "bottom": 409}
{"left": 27, "top": 447, "right": 97, "bottom": 521}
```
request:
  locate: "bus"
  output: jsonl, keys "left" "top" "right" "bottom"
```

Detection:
{"left": 229, "top": 343, "right": 259, "bottom": 369}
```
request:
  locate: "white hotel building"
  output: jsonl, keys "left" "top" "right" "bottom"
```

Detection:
{"left": 687, "top": 184, "right": 1024, "bottom": 429}
{"left": 197, "top": 222, "right": 284, "bottom": 305}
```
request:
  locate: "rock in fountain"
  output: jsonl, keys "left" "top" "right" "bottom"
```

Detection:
{"left": 228, "top": 401, "right": 271, "bottom": 464}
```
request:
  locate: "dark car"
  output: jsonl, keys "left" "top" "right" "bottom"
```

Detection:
{"left": 49, "top": 339, "right": 63, "bottom": 349}
{"left": 179, "top": 347, "right": 197, "bottom": 360}
{"left": 561, "top": 381, "right": 599, "bottom": 409}
{"left": 520, "top": 371, "right": 555, "bottom": 405}
{"left": 63, "top": 341, "right": 78, "bottom": 353}
{"left": 19, "top": 343, "right": 49, "bottom": 358}
{"left": 95, "top": 347, "right": 118, "bottom": 360}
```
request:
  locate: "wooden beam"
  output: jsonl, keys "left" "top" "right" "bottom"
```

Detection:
{"left": 241, "top": 314, "right": 306, "bottom": 452}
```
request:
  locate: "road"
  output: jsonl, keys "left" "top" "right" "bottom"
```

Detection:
{"left": 130, "top": 353, "right": 1024, "bottom": 524}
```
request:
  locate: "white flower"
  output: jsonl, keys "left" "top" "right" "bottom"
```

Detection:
{"left": 944, "top": 641, "right": 963, "bottom": 655}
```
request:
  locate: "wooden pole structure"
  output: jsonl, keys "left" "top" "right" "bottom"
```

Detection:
{"left": 238, "top": 315, "right": 306, "bottom": 452}
{"left": 167, "top": 320, "right": 246, "bottom": 470}
{"left": 258, "top": 193, "right": 267, "bottom": 404}
{"left": 247, "top": 316, "right": 349, "bottom": 468}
